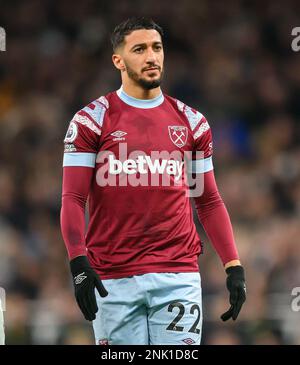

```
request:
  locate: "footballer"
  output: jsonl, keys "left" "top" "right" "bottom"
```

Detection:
{"left": 60, "top": 17, "right": 246, "bottom": 345}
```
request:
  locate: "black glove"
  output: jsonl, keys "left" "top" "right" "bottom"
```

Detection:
{"left": 70, "top": 256, "right": 108, "bottom": 321}
{"left": 221, "top": 265, "right": 246, "bottom": 321}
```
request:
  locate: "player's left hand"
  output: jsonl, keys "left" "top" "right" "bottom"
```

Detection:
{"left": 221, "top": 265, "right": 246, "bottom": 321}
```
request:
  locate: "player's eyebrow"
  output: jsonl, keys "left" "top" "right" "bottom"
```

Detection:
{"left": 130, "top": 41, "right": 163, "bottom": 51}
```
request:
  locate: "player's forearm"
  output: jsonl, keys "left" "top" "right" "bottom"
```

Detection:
{"left": 61, "top": 194, "right": 87, "bottom": 259}
{"left": 194, "top": 171, "right": 239, "bottom": 265}
{"left": 60, "top": 166, "right": 93, "bottom": 259}
{"left": 197, "top": 201, "right": 239, "bottom": 265}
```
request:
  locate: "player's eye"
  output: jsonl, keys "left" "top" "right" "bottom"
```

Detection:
{"left": 134, "top": 47, "right": 143, "bottom": 53}
{"left": 154, "top": 45, "right": 162, "bottom": 51}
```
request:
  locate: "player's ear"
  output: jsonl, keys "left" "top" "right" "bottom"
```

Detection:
{"left": 112, "top": 54, "right": 125, "bottom": 71}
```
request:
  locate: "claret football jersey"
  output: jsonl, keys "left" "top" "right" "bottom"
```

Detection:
{"left": 63, "top": 86, "right": 213, "bottom": 279}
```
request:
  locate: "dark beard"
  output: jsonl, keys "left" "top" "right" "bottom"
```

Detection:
{"left": 125, "top": 63, "right": 163, "bottom": 90}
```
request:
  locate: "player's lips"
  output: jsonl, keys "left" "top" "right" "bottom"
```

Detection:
{"left": 143, "top": 67, "right": 159, "bottom": 72}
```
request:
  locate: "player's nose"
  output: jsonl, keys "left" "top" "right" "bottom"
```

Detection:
{"left": 145, "top": 47, "right": 157, "bottom": 63}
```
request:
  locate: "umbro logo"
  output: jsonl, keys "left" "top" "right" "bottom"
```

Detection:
{"left": 98, "top": 339, "right": 109, "bottom": 345}
{"left": 74, "top": 272, "right": 87, "bottom": 285}
{"left": 111, "top": 130, "right": 127, "bottom": 141}
{"left": 182, "top": 338, "right": 196, "bottom": 345}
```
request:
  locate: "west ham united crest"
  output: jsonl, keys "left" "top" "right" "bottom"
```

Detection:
{"left": 168, "top": 126, "right": 188, "bottom": 148}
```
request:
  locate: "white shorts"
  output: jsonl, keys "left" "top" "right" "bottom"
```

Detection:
{"left": 92, "top": 272, "right": 202, "bottom": 345}
{"left": 0, "top": 299, "right": 4, "bottom": 345}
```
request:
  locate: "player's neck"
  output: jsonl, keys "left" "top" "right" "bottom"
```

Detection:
{"left": 121, "top": 83, "right": 162, "bottom": 100}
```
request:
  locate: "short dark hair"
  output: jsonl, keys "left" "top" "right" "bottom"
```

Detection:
{"left": 111, "top": 16, "right": 164, "bottom": 52}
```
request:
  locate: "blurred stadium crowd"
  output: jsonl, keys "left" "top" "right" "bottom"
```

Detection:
{"left": 0, "top": 0, "right": 300, "bottom": 344}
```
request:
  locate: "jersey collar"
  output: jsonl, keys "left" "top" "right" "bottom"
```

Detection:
{"left": 116, "top": 85, "right": 164, "bottom": 109}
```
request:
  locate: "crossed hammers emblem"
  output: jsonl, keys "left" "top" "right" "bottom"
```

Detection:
{"left": 168, "top": 126, "right": 188, "bottom": 147}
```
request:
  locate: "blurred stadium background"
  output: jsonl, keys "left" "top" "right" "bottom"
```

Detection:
{"left": 0, "top": 0, "right": 300, "bottom": 345}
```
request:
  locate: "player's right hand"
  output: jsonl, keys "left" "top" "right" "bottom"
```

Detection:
{"left": 70, "top": 255, "right": 108, "bottom": 321}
